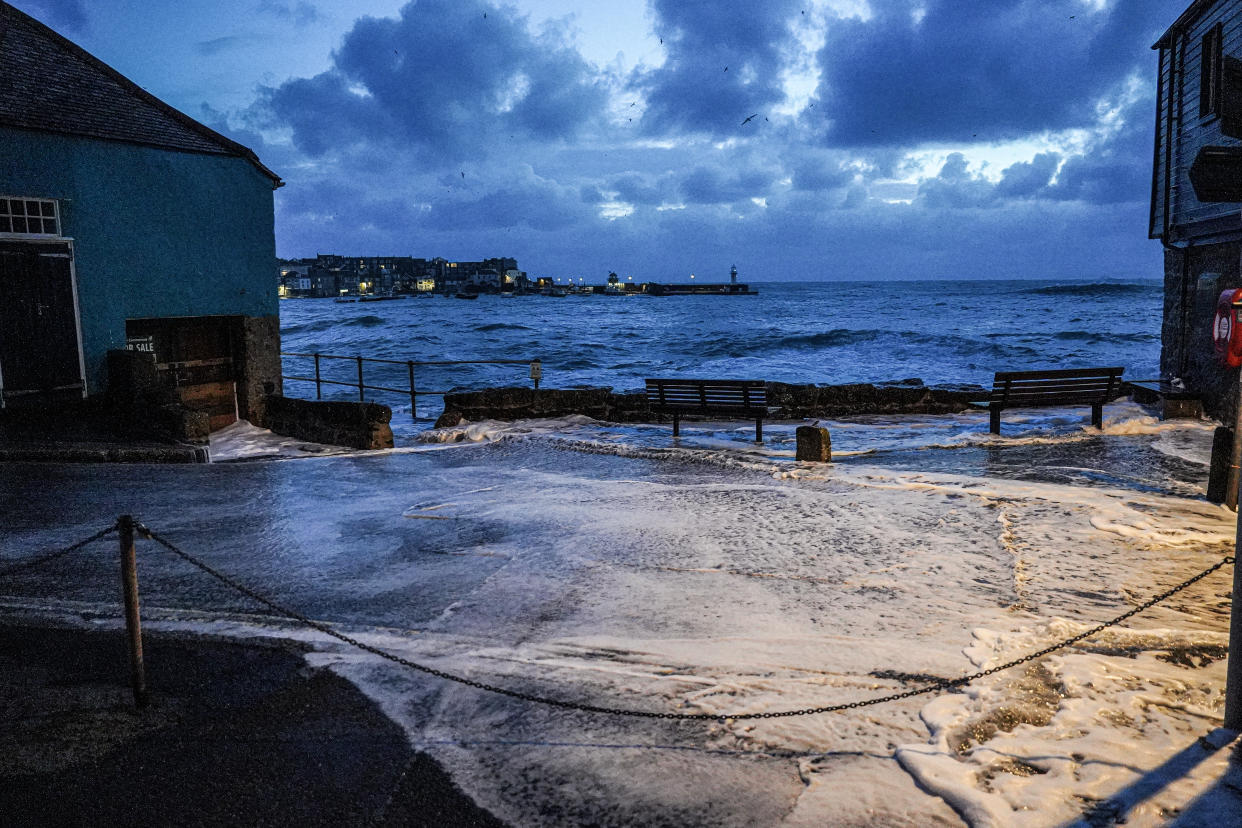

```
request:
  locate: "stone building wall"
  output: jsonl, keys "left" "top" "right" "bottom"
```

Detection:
{"left": 1162, "top": 241, "right": 1242, "bottom": 421}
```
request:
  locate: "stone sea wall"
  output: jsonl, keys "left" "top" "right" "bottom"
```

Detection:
{"left": 434, "top": 381, "right": 985, "bottom": 428}
{"left": 265, "top": 395, "right": 394, "bottom": 449}
{"left": 1161, "top": 243, "right": 1241, "bottom": 422}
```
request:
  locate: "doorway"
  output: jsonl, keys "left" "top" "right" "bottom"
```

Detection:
{"left": 0, "top": 240, "right": 85, "bottom": 407}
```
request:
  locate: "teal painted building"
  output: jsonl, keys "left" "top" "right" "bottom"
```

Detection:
{"left": 0, "top": 2, "right": 283, "bottom": 427}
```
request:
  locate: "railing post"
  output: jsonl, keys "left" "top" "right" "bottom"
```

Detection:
{"left": 408, "top": 361, "right": 417, "bottom": 418}
{"left": 313, "top": 353, "right": 322, "bottom": 400}
{"left": 530, "top": 358, "right": 542, "bottom": 391}
{"left": 117, "top": 515, "right": 148, "bottom": 709}
{"left": 357, "top": 355, "right": 365, "bottom": 402}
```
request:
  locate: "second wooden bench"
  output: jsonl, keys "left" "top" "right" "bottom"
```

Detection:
{"left": 975, "top": 367, "right": 1125, "bottom": 434}
{"left": 646, "top": 378, "right": 769, "bottom": 441}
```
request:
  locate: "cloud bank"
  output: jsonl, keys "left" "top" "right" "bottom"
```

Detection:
{"left": 216, "top": 0, "right": 1179, "bottom": 280}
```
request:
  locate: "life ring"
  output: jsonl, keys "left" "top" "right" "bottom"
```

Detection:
{"left": 1213, "top": 287, "right": 1242, "bottom": 367}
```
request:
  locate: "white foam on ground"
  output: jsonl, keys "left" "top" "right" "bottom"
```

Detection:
{"left": 12, "top": 404, "right": 1237, "bottom": 826}
{"left": 208, "top": 419, "right": 353, "bottom": 461}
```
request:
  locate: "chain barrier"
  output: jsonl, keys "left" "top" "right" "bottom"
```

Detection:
{"left": 0, "top": 524, "right": 118, "bottom": 578}
{"left": 129, "top": 520, "right": 1237, "bottom": 721}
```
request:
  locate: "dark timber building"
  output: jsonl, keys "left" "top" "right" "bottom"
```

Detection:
{"left": 1152, "top": 0, "right": 1242, "bottom": 418}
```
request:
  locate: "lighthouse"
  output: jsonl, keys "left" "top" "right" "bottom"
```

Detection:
{"left": 730, "top": 264, "right": 738, "bottom": 284}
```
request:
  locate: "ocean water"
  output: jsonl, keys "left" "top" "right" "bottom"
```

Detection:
{"left": 278, "top": 279, "right": 1164, "bottom": 421}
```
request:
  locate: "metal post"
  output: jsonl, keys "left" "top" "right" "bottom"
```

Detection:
{"left": 1228, "top": 541, "right": 1242, "bottom": 728}
{"left": 408, "top": 360, "right": 417, "bottom": 418}
{"left": 313, "top": 353, "right": 322, "bottom": 400}
{"left": 117, "top": 515, "right": 148, "bottom": 709}
{"left": 1227, "top": 361, "right": 1242, "bottom": 727}
{"left": 1231, "top": 366, "right": 1242, "bottom": 511}
{"left": 357, "top": 355, "right": 365, "bottom": 402}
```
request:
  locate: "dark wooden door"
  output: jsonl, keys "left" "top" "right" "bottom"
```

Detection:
{"left": 0, "top": 241, "right": 83, "bottom": 402}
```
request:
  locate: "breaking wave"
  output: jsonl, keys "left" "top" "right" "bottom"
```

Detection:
{"left": 1021, "top": 282, "right": 1156, "bottom": 297}
{"left": 1051, "top": 330, "right": 1159, "bottom": 343}
{"left": 472, "top": 322, "right": 534, "bottom": 332}
{"left": 694, "top": 329, "right": 1044, "bottom": 360}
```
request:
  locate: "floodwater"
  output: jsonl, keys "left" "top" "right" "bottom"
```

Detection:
{"left": 2, "top": 402, "right": 1238, "bottom": 825}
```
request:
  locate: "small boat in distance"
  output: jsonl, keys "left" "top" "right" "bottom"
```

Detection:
{"left": 453, "top": 291, "right": 479, "bottom": 300}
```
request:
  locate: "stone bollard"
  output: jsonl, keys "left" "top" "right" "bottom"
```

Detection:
{"left": 796, "top": 425, "right": 831, "bottom": 462}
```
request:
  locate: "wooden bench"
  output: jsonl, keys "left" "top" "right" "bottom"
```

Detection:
{"left": 646, "top": 378, "right": 769, "bottom": 441}
{"left": 974, "top": 367, "right": 1125, "bottom": 434}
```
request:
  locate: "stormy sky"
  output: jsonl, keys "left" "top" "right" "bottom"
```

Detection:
{"left": 13, "top": 0, "right": 1186, "bottom": 281}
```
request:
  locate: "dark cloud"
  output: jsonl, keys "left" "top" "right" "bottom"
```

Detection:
{"left": 913, "top": 91, "right": 1154, "bottom": 210}
{"left": 196, "top": 35, "right": 252, "bottom": 57}
{"left": 608, "top": 172, "right": 676, "bottom": 205}
{"left": 1045, "top": 99, "right": 1154, "bottom": 204}
{"left": 995, "top": 152, "right": 1061, "bottom": 199}
{"left": 679, "top": 165, "right": 773, "bottom": 204}
{"left": 789, "top": 157, "right": 855, "bottom": 192}
{"left": 12, "top": 0, "right": 87, "bottom": 32}
{"left": 636, "top": 0, "right": 801, "bottom": 136}
{"left": 579, "top": 184, "right": 607, "bottom": 204}
{"left": 917, "top": 153, "right": 995, "bottom": 208}
{"left": 424, "top": 180, "right": 585, "bottom": 233}
{"left": 812, "top": 0, "right": 1179, "bottom": 146}
{"left": 256, "top": 1, "right": 319, "bottom": 26}
{"left": 262, "top": 0, "right": 607, "bottom": 165}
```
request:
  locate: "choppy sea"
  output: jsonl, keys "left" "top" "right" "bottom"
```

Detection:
{"left": 278, "top": 279, "right": 1164, "bottom": 426}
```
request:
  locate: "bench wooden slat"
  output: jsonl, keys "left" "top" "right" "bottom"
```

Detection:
{"left": 996, "top": 393, "right": 1119, "bottom": 406}
{"left": 990, "top": 377, "right": 1119, "bottom": 392}
{"left": 993, "top": 367, "right": 1124, "bottom": 381}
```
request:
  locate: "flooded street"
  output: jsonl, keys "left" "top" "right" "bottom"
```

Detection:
{"left": 2, "top": 404, "right": 1237, "bottom": 825}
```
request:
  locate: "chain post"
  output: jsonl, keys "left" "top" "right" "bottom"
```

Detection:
{"left": 357, "top": 355, "right": 365, "bottom": 401}
{"left": 313, "top": 353, "right": 322, "bottom": 400}
{"left": 117, "top": 515, "right": 148, "bottom": 709}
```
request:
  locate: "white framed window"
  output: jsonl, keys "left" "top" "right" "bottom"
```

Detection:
{"left": 0, "top": 196, "right": 60, "bottom": 236}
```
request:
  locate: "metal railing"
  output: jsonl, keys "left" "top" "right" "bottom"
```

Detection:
{"left": 280, "top": 352, "right": 542, "bottom": 417}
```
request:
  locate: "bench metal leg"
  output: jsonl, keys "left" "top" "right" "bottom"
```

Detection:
{"left": 673, "top": 413, "right": 680, "bottom": 437}
{"left": 755, "top": 419, "right": 763, "bottom": 443}
{"left": 989, "top": 406, "right": 1001, "bottom": 435}
{"left": 1092, "top": 403, "right": 1103, "bottom": 430}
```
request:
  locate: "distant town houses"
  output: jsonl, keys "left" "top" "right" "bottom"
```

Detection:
{"left": 277, "top": 254, "right": 526, "bottom": 297}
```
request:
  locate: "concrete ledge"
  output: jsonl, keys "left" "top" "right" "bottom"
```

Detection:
{"left": 265, "top": 395, "right": 394, "bottom": 450}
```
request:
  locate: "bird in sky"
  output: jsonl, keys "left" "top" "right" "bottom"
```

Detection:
{"left": 741, "top": 113, "right": 758, "bottom": 125}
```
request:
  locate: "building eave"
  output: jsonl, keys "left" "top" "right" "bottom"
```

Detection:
{"left": 1154, "top": 0, "right": 1222, "bottom": 48}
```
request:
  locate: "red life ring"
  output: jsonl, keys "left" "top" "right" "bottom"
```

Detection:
{"left": 1213, "top": 288, "right": 1242, "bottom": 367}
